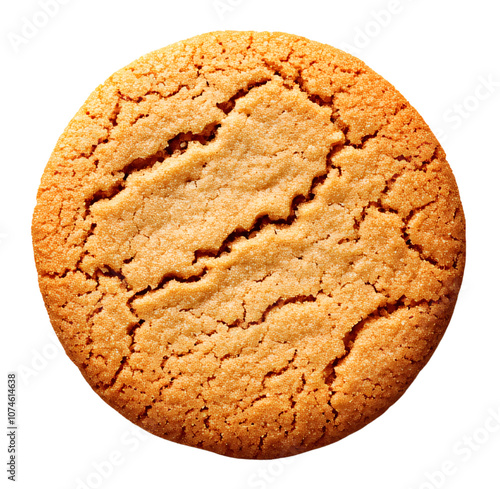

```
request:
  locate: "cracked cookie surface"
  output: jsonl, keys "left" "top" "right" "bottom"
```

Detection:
{"left": 32, "top": 31, "right": 466, "bottom": 459}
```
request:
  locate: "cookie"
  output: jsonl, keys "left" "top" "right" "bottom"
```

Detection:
{"left": 32, "top": 31, "right": 465, "bottom": 459}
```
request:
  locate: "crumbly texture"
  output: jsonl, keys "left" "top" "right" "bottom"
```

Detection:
{"left": 32, "top": 31, "right": 465, "bottom": 459}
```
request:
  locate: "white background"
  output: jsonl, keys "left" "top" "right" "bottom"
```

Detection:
{"left": 1, "top": 0, "right": 499, "bottom": 488}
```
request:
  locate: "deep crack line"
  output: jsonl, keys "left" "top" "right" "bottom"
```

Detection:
{"left": 323, "top": 296, "right": 430, "bottom": 389}
{"left": 88, "top": 121, "right": 222, "bottom": 206}
{"left": 86, "top": 77, "right": 275, "bottom": 208}
{"left": 101, "top": 317, "right": 145, "bottom": 392}
{"left": 128, "top": 127, "right": 342, "bottom": 301}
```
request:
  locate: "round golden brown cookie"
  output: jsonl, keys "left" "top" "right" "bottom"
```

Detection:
{"left": 32, "top": 31, "right": 465, "bottom": 459}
